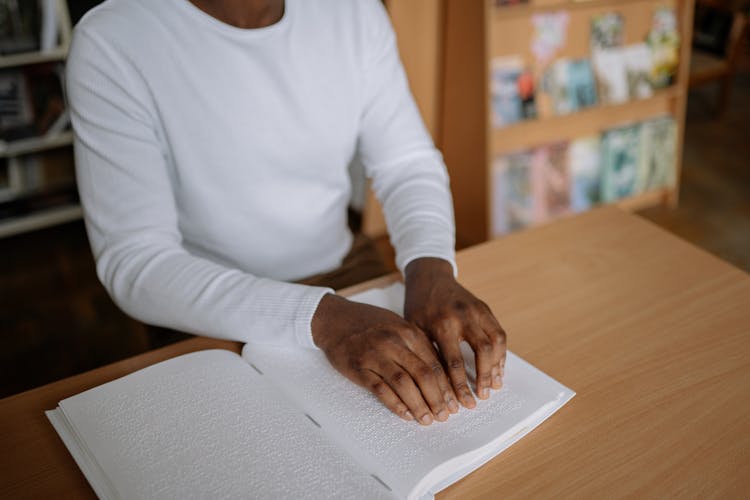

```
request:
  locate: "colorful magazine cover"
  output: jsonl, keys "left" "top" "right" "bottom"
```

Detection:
{"left": 648, "top": 7, "right": 680, "bottom": 88}
{"left": 492, "top": 150, "right": 535, "bottom": 235}
{"left": 490, "top": 57, "right": 537, "bottom": 128}
{"left": 532, "top": 11, "right": 570, "bottom": 66}
{"left": 637, "top": 116, "right": 677, "bottom": 192}
{"left": 623, "top": 43, "right": 654, "bottom": 99}
{"left": 544, "top": 59, "right": 598, "bottom": 115}
{"left": 600, "top": 124, "right": 641, "bottom": 202}
{"left": 531, "top": 142, "right": 570, "bottom": 222}
{"left": 591, "top": 13, "right": 624, "bottom": 51}
{"left": 569, "top": 135, "right": 602, "bottom": 212}
{"left": 592, "top": 48, "right": 628, "bottom": 105}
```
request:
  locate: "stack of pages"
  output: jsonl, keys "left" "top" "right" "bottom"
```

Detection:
{"left": 47, "top": 283, "right": 575, "bottom": 499}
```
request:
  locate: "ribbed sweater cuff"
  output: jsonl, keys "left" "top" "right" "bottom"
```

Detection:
{"left": 293, "top": 286, "right": 334, "bottom": 349}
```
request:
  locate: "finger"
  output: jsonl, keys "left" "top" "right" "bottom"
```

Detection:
{"left": 437, "top": 339, "right": 476, "bottom": 409}
{"left": 408, "top": 331, "right": 460, "bottom": 414}
{"left": 359, "top": 370, "right": 413, "bottom": 421}
{"left": 479, "top": 312, "right": 507, "bottom": 388}
{"left": 398, "top": 350, "right": 451, "bottom": 422}
{"left": 382, "top": 361, "right": 435, "bottom": 426}
{"left": 465, "top": 325, "right": 495, "bottom": 400}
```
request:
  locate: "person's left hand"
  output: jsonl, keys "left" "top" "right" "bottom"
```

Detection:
{"left": 404, "top": 257, "right": 507, "bottom": 409}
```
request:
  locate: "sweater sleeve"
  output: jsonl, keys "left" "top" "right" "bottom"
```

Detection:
{"left": 66, "top": 29, "right": 331, "bottom": 349}
{"left": 356, "top": 0, "right": 457, "bottom": 276}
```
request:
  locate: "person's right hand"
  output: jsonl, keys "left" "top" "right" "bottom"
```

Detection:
{"left": 311, "top": 293, "right": 460, "bottom": 425}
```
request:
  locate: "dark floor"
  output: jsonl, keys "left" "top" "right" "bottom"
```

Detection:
{"left": 2, "top": 52, "right": 749, "bottom": 399}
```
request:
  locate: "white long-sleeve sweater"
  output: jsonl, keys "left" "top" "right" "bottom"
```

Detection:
{"left": 67, "top": 0, "right": 456, "bottom": 348}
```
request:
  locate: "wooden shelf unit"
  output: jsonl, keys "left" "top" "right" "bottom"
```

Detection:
{"left": 441, "top": 0, "right": 695, "bottom": 247}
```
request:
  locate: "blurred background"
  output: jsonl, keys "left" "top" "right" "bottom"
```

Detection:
{"left": 1, "top": 0, "right": 748, "bottom": 398}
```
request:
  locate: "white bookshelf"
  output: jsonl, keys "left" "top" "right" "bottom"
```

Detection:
{"left": 0, "top": 48, "right": 67, "bottom": 69}
{"left": 0, "top": 130, "right": 74, "bottom": 158}
{"left": 0, "top": 0, "right": 78, "bottom": 238}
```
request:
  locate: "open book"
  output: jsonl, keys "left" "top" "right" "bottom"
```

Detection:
{"left": 47, "top": 284, "right": 574, "bottom": 499}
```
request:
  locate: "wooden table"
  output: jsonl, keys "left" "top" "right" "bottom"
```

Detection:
{"left": 1, "top": 207, "right": 749, "bottom": 499}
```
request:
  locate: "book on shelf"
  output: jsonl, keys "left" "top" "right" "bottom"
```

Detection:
{"left": 46, "top": 283, "right": 575, "bottom": 500}
{"left": 0, "top": 148, "right": 75, "bottom": 208}
{"left": 600, "top": 123, "right": 641, "bottom": 202}
{"left": 0, "top": 62, "right": 67, "bottom": 143}
{"left": 0, "top": 0, "right": 61, "bottom": 55}
{"left": 490, "top": 56, "right": 536, "bottom": 128}
{"left": 0, "top": 69, "right": 34, "bottom": 138}
{"left": 492, "top": 149, "right": 535, "bottom": 235}
{"left": 637, "top": 116, "right": 676, "bottom": 192}
{"left": 568, "top": 135, "right": 602, "bottom": 212}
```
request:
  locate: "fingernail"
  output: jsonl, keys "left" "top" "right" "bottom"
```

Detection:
{"left": 437, "top": 409, "right": 449, "bottom": 421}
{"left": 480, "top": 388, "right": 489, "bottom": 399}
{"left": 420, "top": 413, "right": 433, "bottom": 425}
{"left": 494, "top": 375, "right": 503, "bottom": 386}
{"left": 448, "top": 398, "right": 459, "bottom": 413}
{"left": 462, "top": 393, "right": 476, "bottom": 409}
{"left": 404, "top": 411, "right": 414, "bottom": 421}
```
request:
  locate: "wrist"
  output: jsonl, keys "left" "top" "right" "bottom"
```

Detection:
{"left": 311, "top": 293, "right": 347, "bottom": 349}
{"left": 405, "top": 257, "right": 454, "bottom": 287}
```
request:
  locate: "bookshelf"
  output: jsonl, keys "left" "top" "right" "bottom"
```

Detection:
{"left": 0, "top": 0, "right": 76, "bottom": 239}
{"left": 441, "top": 0, "right": 695, "bottom": 247}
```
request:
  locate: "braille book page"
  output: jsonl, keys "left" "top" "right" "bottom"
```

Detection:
{"left": 51, "top": 350, "right": 394, "bottom": 500}
{"left": 242, "top": 284, "right": 575, "bottom": 500}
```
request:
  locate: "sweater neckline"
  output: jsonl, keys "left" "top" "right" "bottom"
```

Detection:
{"left": 173, "top": 0, "right": 291, "bottom": 39}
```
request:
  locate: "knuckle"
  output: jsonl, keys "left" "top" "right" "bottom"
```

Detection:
{"left": 429, "top": 362, "right": 445, "bottom": 376}
{"left": 435, "top": 315, "right": 460, "bottom": 336}
{"left": 478, "top": 340, "right": 494, "bottom": 354}
{"left": 451, "top": 300, "right": 468, "bottom": 312}
{"left": 370, "top": 381, "right": 388, "bottom": 396}
{"left": 398, "top": 324, "right": 417, "bottom": 338}
{"left": 448, "top": 357, "right": 464, "bottom": 371}
{"left": 496, "top": 329, "right": 507, "bottom": 344}
{"left": 390, "top": 370, "right": 407, "bottom": 385}
{"left": 418, "top": 366, "right": 435, "bottom": 381}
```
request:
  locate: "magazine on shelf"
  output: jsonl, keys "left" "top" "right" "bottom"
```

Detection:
{"left": 637, "top": 116, "right": 677, "bottom": 192}
{"left": 492, "top": 150, "right": 535, "bottom": 235}
{"left": 490, "top": 56, "right": 537, "bottom": 128}
{"left": 568, "top": 135, "right": 602, "bottom": 212}
{"left": 531, "top": 142, "right": 570, "bottom": 221}
{"left": 590, "top": 12, "right": 625, "bottom": 51}
{"left": 648, "top": 7, "right": 680, "bottom": 88}
{"left": 600, "top": 124, "right": 642, "bottom": 202}
{"left": 544, "top": 58, "right": 598, "bottom": 115}
{"left": 592, "top": 48, "right": 629, "bottom": 105}
{"left": 623, "top": 43, "right": 655, "bottom": 99}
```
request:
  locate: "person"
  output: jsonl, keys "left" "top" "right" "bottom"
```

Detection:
{"left": 67, "top": 0, "right": 506, "bottom": 426}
